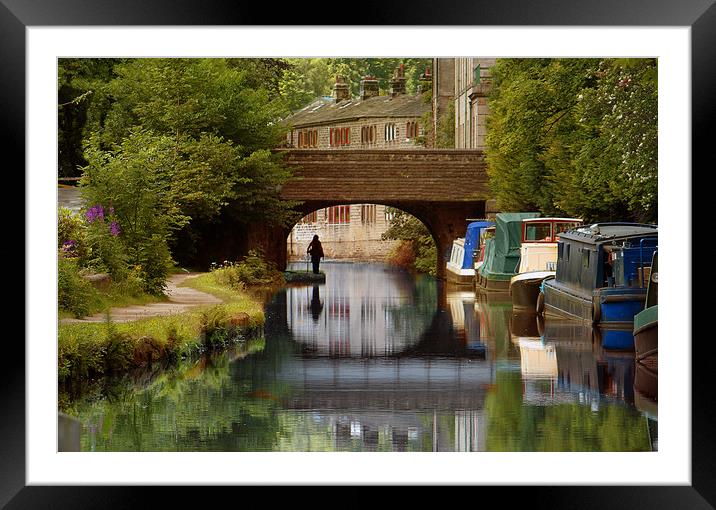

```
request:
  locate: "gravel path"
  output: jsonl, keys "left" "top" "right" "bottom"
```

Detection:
{"left": 60, "top": 273, "right": 222, "bottom": 324}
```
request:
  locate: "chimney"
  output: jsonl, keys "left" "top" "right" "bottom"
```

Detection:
{"left": 333, "top": 75, "right": 350, "bottom": 103}
{"left": 418, "top": 66, "right": 432, "bottom": 94}
{"left": 389, "top": 64, "right": 407, "bottom": 97}
{"left": 360, "top": 75, "right": 379, "bottom": 101}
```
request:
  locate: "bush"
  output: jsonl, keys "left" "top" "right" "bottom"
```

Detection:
{"left": 387, "top": 240, "right": 417, "bottom": 269}
{"left": 211, "top": 250, "right": 284, "bottom": 288}
{"left": 58, "top": 207, "right": 89, "bottom": 261}
{"left": 58, "top": 256, "right": 98, "bottom": 318}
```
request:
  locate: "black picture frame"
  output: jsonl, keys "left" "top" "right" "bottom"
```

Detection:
{"left": 5, "top": 0, "right": 712, "bottom": 505}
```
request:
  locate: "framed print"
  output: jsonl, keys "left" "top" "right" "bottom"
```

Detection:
{"left": 5, "top": 0, "right": 713, "bottom": 505}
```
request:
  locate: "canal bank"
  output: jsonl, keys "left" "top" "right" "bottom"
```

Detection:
{"left": 58, "top": 271, "right": 268, "bottom": 387}
{"left": 61, "top": 261, "right": 655, "bottom": 452}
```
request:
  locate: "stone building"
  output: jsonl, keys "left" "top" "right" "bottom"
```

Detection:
{"left": 453, "top": 58, "right": 495, "bottom": 150}
{"left": 285, "top": 65, "right": 431, "bottom": 260}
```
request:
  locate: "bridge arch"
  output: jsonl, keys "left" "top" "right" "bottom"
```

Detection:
{"left": 264, "top": 149, "right": 489, "bottom": 279}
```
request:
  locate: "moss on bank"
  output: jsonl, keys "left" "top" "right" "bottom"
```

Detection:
{"left": 58, "top": 272, "right": 266, "bottom": 384}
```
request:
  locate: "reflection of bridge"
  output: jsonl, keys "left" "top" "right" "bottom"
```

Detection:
{"left": 251, "top": 149, "right": 489, "bottom": 280}
{"left": 276, "top": 358, "right": 492, "bottom": 411}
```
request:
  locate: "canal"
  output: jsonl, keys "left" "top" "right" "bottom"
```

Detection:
{"left": 60, "top": 261, "right": 657, "bottom": 452}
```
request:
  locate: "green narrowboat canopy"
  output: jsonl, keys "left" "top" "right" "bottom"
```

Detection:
{"left": 479, "top": 212, "right": 540, "bottom": 278}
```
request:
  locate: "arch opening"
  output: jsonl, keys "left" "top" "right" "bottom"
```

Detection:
{"left": 285, "top": 202, "right": 439, "bottom": 276}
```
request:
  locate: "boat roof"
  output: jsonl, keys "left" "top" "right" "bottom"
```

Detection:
{"left": 558, "top": 223, "right": 657, "bottom": 245}
{"left": 522, "top": 217, "right": 583, "bottom": 223}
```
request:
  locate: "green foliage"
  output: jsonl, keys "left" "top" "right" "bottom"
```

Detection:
{"left": 278, "top": 58, "right": 433, "bottom": 113}
{"left": 486, "top": 58, "right": 657, "bottom": 223}
{"left": 279, "top": 58, "right": 334, "bottom": 113}
{"left": 211, "top": 250, "right": 285, "bottom": 288}
{"left": 58, "top": 257, "right": 98, "bottom": 318}
{"left": 58, "top": 207, "right": 89, "bottom": 261}
{"left": 436, "top": 101, "right": 456, "bottom": 149}
{"left": 67, "top": 58, "right": 300, "bottom": 280}
{"left": 382, "top": 209, "right": 437, "bottom": 276}
{"left": 58, "top": 58, "right": 126, "bottom": 177}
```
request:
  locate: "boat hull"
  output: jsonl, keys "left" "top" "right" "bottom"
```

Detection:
{"left": 634, "top": 305, "right": 658, "bottom": 362}
{"left": 634, "top": 355, "right": 658, "bottom": 400}
{"left": 446, "top": 265, "right": 475, "bottom": 285}
{"left": 474, "top": 272, "right": 511, "bottom": 292}
{"left": 544, "top": 280, "right": 647, "bottom": 326}
{"left": 510, "top": 271, "right": 554, "bottom": 311}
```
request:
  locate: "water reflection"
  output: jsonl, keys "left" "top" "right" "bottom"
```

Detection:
{"left": 62, "top": 262, "right": 654, "bottom": 452}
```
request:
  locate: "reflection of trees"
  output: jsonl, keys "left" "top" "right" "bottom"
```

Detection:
{"left": 484, "top": 371, "right": 651, "bottom": 451}
{"left": 382, "top": 274, "right": 437, "bottom": 343}
{"left": 67, "top": 338, "right": 296, "bottom": 451}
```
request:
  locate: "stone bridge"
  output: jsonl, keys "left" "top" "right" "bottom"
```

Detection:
{"left": 247, "top": 149, "right": 490, "bottom": 280}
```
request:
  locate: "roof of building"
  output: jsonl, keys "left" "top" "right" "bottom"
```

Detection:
{"left": 285, "top": 94, "right": 429, "bottom": 128}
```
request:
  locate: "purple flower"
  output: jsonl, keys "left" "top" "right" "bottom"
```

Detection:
{"left": 85, "top": 204, "right": 105, "bottom": 223}
{"left": 61, "top": 239, "right": 77, "bottom": 255}
{"left": 109, "top": 221, "right": 121, "bottom": 237}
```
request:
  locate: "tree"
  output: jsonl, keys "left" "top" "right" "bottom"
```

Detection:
{"left": 485, "top": 58, "right": 657, "bottom": 223}
{"left": 76, "top": 58, "right": 300, "bottom": 286}
{"left": 58, "top": 58, "right": 126, "bottom": 177}
{"left": 381, "top": 208, "right": 437, "bottom": 276}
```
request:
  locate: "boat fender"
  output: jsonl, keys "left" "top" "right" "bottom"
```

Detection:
{"left": 536, "top": 291, "right": 545, "bottom": 315}
{"left": 592, "top": 298, "right": 601, "bottom": 324}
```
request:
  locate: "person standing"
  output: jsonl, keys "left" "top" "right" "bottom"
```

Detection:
{"left": 307, "top": 235, "right": 325, "bottom": 274}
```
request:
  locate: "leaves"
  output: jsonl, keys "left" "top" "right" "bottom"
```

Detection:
{"left": 485, "top": 58, "right": 657, "bottom": 223}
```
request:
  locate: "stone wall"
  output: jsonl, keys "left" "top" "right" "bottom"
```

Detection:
{"left": 287, "top": 204, "right": 399, "bottom": 260}
{"left": 290, "top": 117, "right": 424, "bottom": 151}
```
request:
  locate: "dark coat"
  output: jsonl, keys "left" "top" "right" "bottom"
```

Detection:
{"left": 307, "top": 240, "right": 324, "bottom": 260}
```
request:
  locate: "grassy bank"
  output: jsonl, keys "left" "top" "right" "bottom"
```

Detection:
{"left": 58, "top": 271, "right": 266, "bottom": 384}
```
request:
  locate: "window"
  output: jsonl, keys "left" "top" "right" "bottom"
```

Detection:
{"left": 555, "top": 222, "right": 580, "bottom": 235}
{"left": 328, "top": 205, "right": 351, "bottom": 224}
{"left": 385, "top": 123, "right": 397, "bottom": 142}
{"left": 525, "top": 222, "right": 553, "bottom": 242}
{"left": 582, "top": 249, "right": 590, "bottom": 269}
{"left": 330, "top": 127, "right": 350, "bottom": 147}
{"left": 300, "top": 211, "right": 317, "bottom": 223}
{"left": 361, "top": 204, "right": 376, "bottom": 224}
{"left": 405, "top": 121, "right": 419, "bottom": 140}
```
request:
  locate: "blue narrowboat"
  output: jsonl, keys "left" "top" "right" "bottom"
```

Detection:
{"left": 446, "top": 220, "right": 494, "bottom": 285}
{"left": 542, "top": 223, "right": 657, "bottom": 349}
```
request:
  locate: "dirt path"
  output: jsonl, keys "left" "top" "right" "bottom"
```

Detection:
{"left": 60, "top": 273, "right": 222, "bottom": 324}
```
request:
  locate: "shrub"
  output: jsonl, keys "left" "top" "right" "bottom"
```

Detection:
{"left": 58, "top": 207, "right": 89, "bottom": 261}
{"left": 387, "top": 240, "right": 417, "bottom": 270}
{"left": 211, "top": 250, "right": 284, "bottom": 288}
{"left": 58, "top": 256, "right": 98, "bottom": 318}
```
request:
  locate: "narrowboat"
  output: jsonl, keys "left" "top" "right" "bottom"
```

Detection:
{"left": 509, "top": 217, "right": 582, "bottom": 311}
{"left": 446, "top": 220, "right": 494, "bottom": 285}
{"left": 634, "top": 250, "right": 658, "bottom": 371}
{"left": 542, "top": 223, "right": 658, "bottom": 349}
{"left": 474, "top": 212, "right": 540, "bottom": 292}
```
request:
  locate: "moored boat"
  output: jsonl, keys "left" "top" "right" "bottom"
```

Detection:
{"left": 634, "top": 250, "right": 657, "bottom": 379}
{"left": 474, "top": 212, "right": 540, "bottom": 292}
{"left": 446, "top": 220, "right": 494, "bottom": 285}
{"left": 543, "top": 223, "right": 658, "bottom": 349}
{"left": 509, "top": 217, "right": 582, "bottom": 311}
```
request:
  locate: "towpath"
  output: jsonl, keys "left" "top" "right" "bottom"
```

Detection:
{"left": 60, "top": 273, "right": 221, "bottom": 324}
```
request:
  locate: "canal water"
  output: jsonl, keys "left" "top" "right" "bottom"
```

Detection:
{"left": 60, "top": 261, "right": 657, "bottom": 452}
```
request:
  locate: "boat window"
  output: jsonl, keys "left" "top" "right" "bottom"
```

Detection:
{"left": 555, "top": 222, "right": 580, "bottom": 235}
{"left": 582, "top": 249, "right": 590, "bottom": 269}
{"left": 565, "top": 244, "right": 570, "bottom": 260}
{"left": 525, "top": 222, "right": 552, "bottom": 242}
